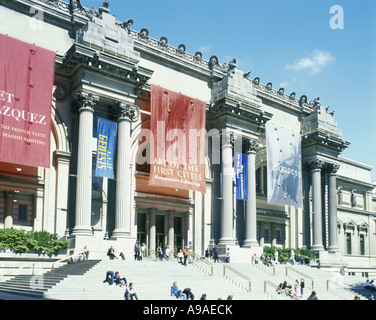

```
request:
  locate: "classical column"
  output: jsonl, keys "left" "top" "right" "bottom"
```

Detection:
{"left": 72, "top": 92, "right": 98, "bottom": 236}
{"left": 219, "top": 130, "right": 235, "bottom": 245}
{"left": 149, "top": 209, "right": 156, "bottom": 253}
{"left": 243, "top": 139, "right": 259, "bottom": 248}
{"left": 310, "top": 159, "right": 324, "bottom": 251}
{"left": 112, "top": 103, "right": 139, "bottom": 238}
{"left": 4, "top": 192, "right": 14, "bottom": 229}
{"left": 168, "top": 211, "right": 175, "bottom": 254}
{"left": 328, "top": 164, "right": 340, "bottom": 252}
{"left": 54, "top": 150, "right": 71, "bottom": 236}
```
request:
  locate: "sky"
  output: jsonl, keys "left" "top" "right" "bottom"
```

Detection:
{"left": 85, "top": 0, "right": 376, "bottom": 182}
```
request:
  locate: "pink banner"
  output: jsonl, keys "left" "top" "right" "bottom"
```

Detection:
{"left": 150, "top": 85, "right": 206, "bottom": 193}
{"left": 0, "top": 34, "right": 55, "bottom": 168}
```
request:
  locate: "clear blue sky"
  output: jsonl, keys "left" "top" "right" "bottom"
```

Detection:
{"left": 86, "top": 0, "right": 376, "bottom": 181}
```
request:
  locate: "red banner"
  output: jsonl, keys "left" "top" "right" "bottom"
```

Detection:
{"left": 150, "top": 85, "right": 206, "bottom": 193}
{"left": 0, "top": 34, "right": 55, "bottom": 168}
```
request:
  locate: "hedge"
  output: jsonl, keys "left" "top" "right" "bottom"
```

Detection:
{"left": 0, "top": 228, "right": 70, "bottom": 256}
{"left": 263, "top": 246, "right": 317, "bottom": 263}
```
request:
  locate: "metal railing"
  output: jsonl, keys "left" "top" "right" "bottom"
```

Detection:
{"left": 51, "top": 249, "right": 88, "bottom": 275}
{"left": 264, "top": 279, "right": 277, "bottom": 294}
{"left": 190, "top": 251, "right": 214, "bottom": 276}
{"left": 223, "top": 265, "right": 252, "bottom": 292}
{"left": 0, "top": 263, "right": 36, "bottom": 278}
{"left": 285, "top": 266, "right": 315, "bottom": 290}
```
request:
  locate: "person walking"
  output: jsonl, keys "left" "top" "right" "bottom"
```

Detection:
{"left": 134, "top": 240, "right": 141, "bottom": 261}
{"left": 300, "top": 278, "right": 305, "bottom": 297}
{"left": 178, "top": 249, "right": 183, "bottom": 264}
{"left": 273, "top": 249, "right": 279, "bottom": 264}
{"left": 183, "top": 247, "right": 189, "bottom": 266}
{"left": 213, "top": 247, "right": 219, "bottom": 263}
{"left": 294, "top": 279, "right": 301, "bottom": 300}
{"left": 225, "top": 248, "right": 230, "bottom": 263}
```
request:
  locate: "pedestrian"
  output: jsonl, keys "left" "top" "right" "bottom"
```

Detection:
{"left": 157, "top": 247, "right": 164, "bottom": 261}
{"left": 296, "top": 254, "right": 303, "bottom": 265}
{"left": 294, "top": 279, "right": 301, "bottom": 300}
{"left": 205, "top": 247, "right": 210, "bottom": 261}
{"left": 119, "top": 248, "right": 127, "bottom": 260}
{"left": 183, "top": 247, "right": 188, "bottom": 266}
{"left": 289, "top": 249, "right": 295, "bottom": 265}
{"left": 183, "top": 288, "right": 194, "bottom": 300}
{"left": 273, "top": 249, "right": 279, "bottom": 264}
{"left": 178, "top": 249, "right": 183, "bottom": 264}
{"left": 134, "top": 240, "right": 141, "bottom": 261}
{"left": 200, "top": 294, "right": 207, "bottom": 300}
{"left": 307, "top": 291, "right": 319, "bottom": 300}
{"left": 225, "top": 248, "right": 230, "bottom": 263}
{"left": 170, "top": 282, "right": 187, "bottom": 300}
{"left": 125, "top": 282, "right": 139, "bottom": 300}
{"left": 300, "top": 278, "right": 305, "bottom": 297}
{"left": 165, "top": 245, "right": 171, "bottom": 260}
{"left": 114, "top": 271, "right": 127, "bottom": 287}
{"left": 107, "top": 246, "right": 118, "bottom": 259}
{"left": 141, "top": 242, "right": 147, "bottom": 258}
{"left": 213, "top": 247, "right": 219, "bottom": 263}
{"left": 103, "top": 270, "right": 115, "bottom": 285}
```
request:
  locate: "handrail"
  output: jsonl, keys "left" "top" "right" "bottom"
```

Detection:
{"left": 285, "top": 266, "right": 315, "bottom": 290}
{"left": 264, "top": 279, "right": 277, "bottom": 294}
{"left": 190, "top": 251, "right": 214, "bottom": 276}
{"left": 223, "top": 265, "right": 252, "bottom": 292}
{"left": 252, "top": 255, "right": 276, "bottom": 276}
{"left": 0, "top": 263, "right": 35, "bottom": 277}
{"left": 51, "top": 249, "right": 88, "bottom": 275}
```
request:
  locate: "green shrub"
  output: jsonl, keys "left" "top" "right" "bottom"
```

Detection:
{"left": 0, "top": 228, "right": 70, "bottom": 255}
{"left": 263, "top": 246, "right": 317, "bottom": 263}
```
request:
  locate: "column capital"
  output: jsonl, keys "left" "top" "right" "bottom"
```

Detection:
{"left": 73, "top": 91, "right": 99, "bottom": 113}
{"left": 221, "top": 130, "right": 234, "bottom": 148}
{"left": 246, "top": 139, "right": 259, "bottom": 154}
{"left": 117, "top": 102, "right": 140, "bottom": 122}
{"left": 309, "top": 159, "right": 324, "bottom": 171}
{"left": 327, "top": 163, "right": 340, "bottom": 175}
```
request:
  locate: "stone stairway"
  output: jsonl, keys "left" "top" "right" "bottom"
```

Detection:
{"left": 0, "top": 256, "right": 366, "bottom": 300}
{"left": 0, "top": 260, "right": 101, "bottom": 299}
{"left": 45, "top": 258, "right": 268, "bottom": 300}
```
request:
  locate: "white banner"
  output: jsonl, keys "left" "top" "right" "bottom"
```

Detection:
{"left": 266, "top": 123, "right": 303, "bottom": 208}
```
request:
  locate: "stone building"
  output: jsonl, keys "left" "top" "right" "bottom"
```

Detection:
{"left": 0, "top": 0, "right": 375, "bottom": 273}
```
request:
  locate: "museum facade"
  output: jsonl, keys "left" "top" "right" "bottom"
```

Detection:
{"left": 0, "top": 0, "right": 375, "bottom": 272}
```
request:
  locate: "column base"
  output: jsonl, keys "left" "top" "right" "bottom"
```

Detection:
{"left": 218, "top": 238, "right": 236, "bottom": 246}
{"left": 242, "top": 240, "right": 259, "bottom": 248}
{"left": 71, "top": 227, "right": 93, "bottom": 236}
{"left": 327, "top": 246, "right": 340, "bottom": 253}
{"left": 311, "top": 244, "right": 324, "bottom": 252}
{"left": 111, "top": 230, "right": 132, "bottom": 240}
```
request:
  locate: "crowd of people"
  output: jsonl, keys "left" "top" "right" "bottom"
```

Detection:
{"left": 276, "top": 279, "right": 306, "bottom": 300}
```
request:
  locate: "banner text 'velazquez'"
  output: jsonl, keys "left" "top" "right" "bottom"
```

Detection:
{"left": 0, "top": 90, "right": 47, "bottom": 125}
{"left": 0, "top": 105, "right": 47, "bottom": 125}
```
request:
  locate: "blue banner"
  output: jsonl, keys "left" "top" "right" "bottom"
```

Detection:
{"left": 235, "top": 153, "right": 248, "bottom": 200}
{"left": 95, "top": 118, "right": 118, "bottom": 179}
